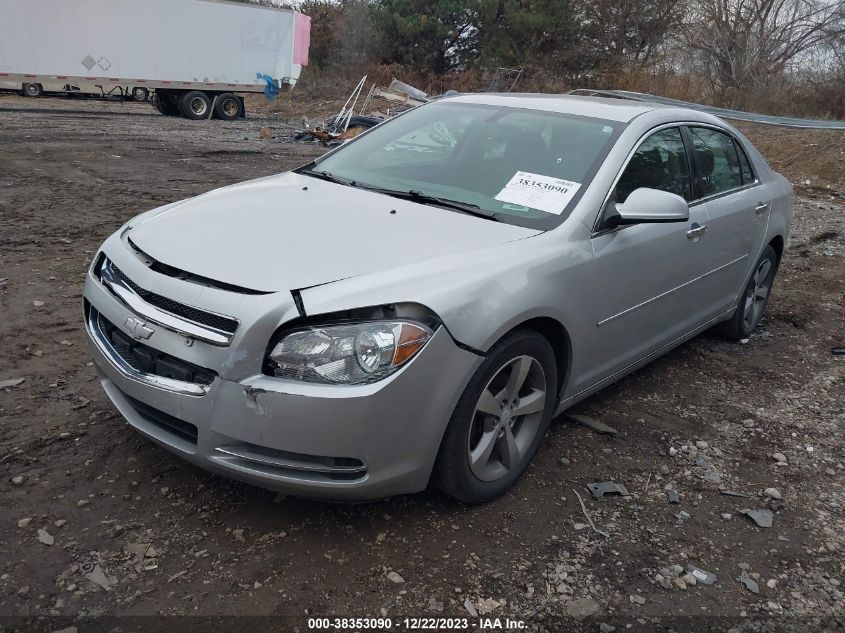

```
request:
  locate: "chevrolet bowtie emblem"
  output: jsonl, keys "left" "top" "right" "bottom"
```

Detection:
{"left": 123, "top": 316, "right": 155, "bottom": 341}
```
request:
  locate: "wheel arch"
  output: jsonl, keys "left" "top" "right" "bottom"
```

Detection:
{"left": 768, "top": 234, "right": 785, "bottom": 264}
{"left": 497, "top": 316, "right": 572, "bottom": 400}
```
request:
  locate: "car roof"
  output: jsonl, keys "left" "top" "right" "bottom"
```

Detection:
{"left": 444, "top": 93, "right": 677, "bottom": 123}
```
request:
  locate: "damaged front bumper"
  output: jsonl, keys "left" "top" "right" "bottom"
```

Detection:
{"left": 82, "top": 242, "right": 481, "bottom": 500}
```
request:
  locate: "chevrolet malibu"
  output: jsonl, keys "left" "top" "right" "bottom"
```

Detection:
{"left": 83, "top": 94, "right": 793, "bottom": 503}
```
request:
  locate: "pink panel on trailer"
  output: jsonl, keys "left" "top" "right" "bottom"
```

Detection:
{"left": 293, "top": 12, "right": 311, "bottom": 66}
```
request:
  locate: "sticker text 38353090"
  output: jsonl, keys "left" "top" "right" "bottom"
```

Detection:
{"left": 494, "top": 171, "right": 581, "bottom": 215}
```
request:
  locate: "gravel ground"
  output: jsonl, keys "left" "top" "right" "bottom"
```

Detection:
{"left": 0, "top": 95, "right": 843, "bottom": 633}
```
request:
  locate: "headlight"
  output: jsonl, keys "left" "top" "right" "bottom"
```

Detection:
{"left": 266, "top": 321, "right": 433, "bottom": 384}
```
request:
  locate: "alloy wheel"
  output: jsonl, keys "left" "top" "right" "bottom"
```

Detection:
{"left": 742, "top": 257, "right": 773, "bottom": 330}
{"left": 467, "top": 355, "right": 547, "bottom": 482}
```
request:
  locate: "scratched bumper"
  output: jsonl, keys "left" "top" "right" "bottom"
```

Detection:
{"left": 82, "top": 239, "right": 480, "bottom": 500}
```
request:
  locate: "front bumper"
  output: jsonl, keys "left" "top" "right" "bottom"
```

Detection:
{"left": 83, "top": 244, "right": 481, "bottom": 501}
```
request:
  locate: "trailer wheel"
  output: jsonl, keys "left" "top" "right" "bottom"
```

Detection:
{"left": 152, "top": 91, "right": 180, "bottom": 116}
{"left": 22, "top": 83, "right": 43, "bottom": 97}
{"left": 180, "top": 91, "right": 212, "bottom": 120}
{"left": 131, "top": 87, "right": 149, "bottom": 102}
{"left": 212, "top": 93, "right": 242, "bottom": 121}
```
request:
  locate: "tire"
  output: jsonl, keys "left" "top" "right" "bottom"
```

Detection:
{"left": 152, "top": 92, "right": 180, "bottom": 116}
{"left": 131, "top": 87, "right": 149, "bottom": 102}
{"left": 346, "top": 115, "right": 381, "bottom": 129}
{"left": 433, "top": 329, "right": 558, "bottom": 503}
{"left": 212, "top": 93, "right": 243, "bottom": 121}
{"left": 22, "top": 83, "right": 43, "bottom": 97}
{"left": 179, "top": 91, "right": 211, "bottom": 120}
{"left": 341, "top": 115, "right": 382, "bottom": 139}
{"left": 715, "top": 245, "right": 779, "bottom": 340}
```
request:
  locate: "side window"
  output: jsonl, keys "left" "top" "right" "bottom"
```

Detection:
{"left": 614, "top": 127, "right": 691, "bottom": 204}
{"left": 735, "top": 141, "right": 755, "bottom": 184}
{"left": 688, "top": 127, "right": 742, "bottom": 196}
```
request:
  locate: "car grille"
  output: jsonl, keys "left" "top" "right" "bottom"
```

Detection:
{"left": 101, "top": 258, "right": 239, "bottom": 335}
{"left": 96, "top": 310, "right": 217, "bottom": 386}
{"left": 121, "top": 391, "right": 199, "bottom": 447}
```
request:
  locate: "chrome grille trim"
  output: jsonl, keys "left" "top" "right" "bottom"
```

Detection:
{"left": 213, "top": 444, "right": 367, "bottom": 481}
{"left": 86, "top": 306, "right": 211, "bottom": 396}
{"left": 98, "top": 257, "right": 238, "bottom": 346}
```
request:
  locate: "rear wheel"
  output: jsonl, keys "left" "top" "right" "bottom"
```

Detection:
{"left": 715, "top": 245, "right": 779, "bottom": 340}
{"left": 212, "top": 92, "right": 243, "bottom": 121}
{"left": 179, "top": 90, "right": 211, "bottom": 120}
{"left": 22, "top": 83, "right": 43, "bottom": 97}
{"left": 433, "top": 329, "right": 557, "bottom": 503}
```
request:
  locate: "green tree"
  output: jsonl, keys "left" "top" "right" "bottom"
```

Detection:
{"left": 371, "top": 0, "right": 485, "bottom": 73}
{"left": 477, "top": 0, "right": 583, "bottom": 73}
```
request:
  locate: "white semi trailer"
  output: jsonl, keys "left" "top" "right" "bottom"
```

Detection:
{"left": 0, "top": 0, "right": 310, "bottom": 120}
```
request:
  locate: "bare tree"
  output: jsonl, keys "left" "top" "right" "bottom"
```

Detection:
{"left": 683, "top": 0, "right": 844, "bottom": 107}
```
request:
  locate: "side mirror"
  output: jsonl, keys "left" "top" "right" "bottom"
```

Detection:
{"left": 604, "top": 188, "right": 689, "bottom": 229}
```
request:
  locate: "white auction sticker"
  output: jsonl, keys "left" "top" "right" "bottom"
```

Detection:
{"left": 494, "top": 171, "right": 581, "bottom": 215}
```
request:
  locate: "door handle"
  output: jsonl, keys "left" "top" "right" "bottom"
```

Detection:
{"left": 687, "top": 223, "right": 707, "bottom": 239}
{"left": 755, "top": 202, "right": 769, "bottom": 215}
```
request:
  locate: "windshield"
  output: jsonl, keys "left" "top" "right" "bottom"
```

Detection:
{"left": 307, "top": 100, "right": 623, "bottom": 229}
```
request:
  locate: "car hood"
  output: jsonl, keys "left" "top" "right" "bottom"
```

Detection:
{"left": 128, "top": 172, "right": 542, "bottom": 292}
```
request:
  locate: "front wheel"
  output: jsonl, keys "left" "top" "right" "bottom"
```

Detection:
{"left": 22, "top": 83, "right": 43, "bottom": 97}
{"left": 131, "top": 87, "right": 149, "bottom": 102}
{"left": 433, "top": 329, "right": 557, "bottom": 503}
{"left": 716, "top": 245, "right": 779, "bottom": 340}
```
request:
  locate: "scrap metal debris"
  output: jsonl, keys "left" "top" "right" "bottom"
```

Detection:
{"left": 296, "top": 76, "right": 430, "bottom": 146}
{"left": 687, "top": 565, "right": 718, "bottom": 586}
{"left": 720, "top": 489, "right": 752, "bottom": 498}
{"left": 832, "top": 346, "right": 845, "bottom": 355}
{"left": 567, "top": 414, "right": 619, "bottom": 436}
{"left": 487, "top": 67, "right": 524, "bottom": 92}
{"left": 84, "top": 564, "right": 117, "bottom": 591}
{"left": 740, "top": 571, "right": 760, "bottom": 594}
{"left": 587, "top": 482, "right": 630, "bottom": 499}
{"left": 739, "top": 508, "right": 774, "bottom": 528}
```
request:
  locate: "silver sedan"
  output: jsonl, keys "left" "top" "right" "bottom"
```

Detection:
{"left": 83, "top": 94, "right": 793, "bottom": 502}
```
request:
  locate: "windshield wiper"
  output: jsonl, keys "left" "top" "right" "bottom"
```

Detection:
{"left": 298, "top": 168, "right": 359, "bottom": 188}
{"left": 360, "top": 186, "right": 500, "bottom": 221}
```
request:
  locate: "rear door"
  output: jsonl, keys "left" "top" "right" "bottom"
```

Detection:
{"left": 684, "top": 125, "right": 771, "bottom": 316}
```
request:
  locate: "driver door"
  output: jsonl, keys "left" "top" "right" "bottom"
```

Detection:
{"left": 573, "top": 126, "right": 713, "bottom": 391}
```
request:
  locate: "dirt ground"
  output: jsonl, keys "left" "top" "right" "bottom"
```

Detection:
{"left": 1, "top": 95, "right": 843, "bottom": 633}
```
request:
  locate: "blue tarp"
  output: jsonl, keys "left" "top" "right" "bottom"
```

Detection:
{"left": 256, "top": 73, "right": 279, "bottom": 100}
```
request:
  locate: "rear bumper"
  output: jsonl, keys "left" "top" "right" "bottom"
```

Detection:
{"left": 83, "top": 267, "right": 481, "bottom": 501}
